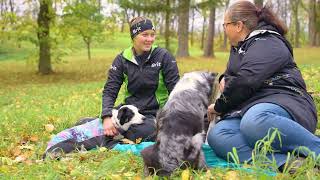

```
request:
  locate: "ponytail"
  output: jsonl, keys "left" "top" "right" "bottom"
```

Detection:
{"left": 257, "top": 4, "right": 288, "bottom": 35}
{"left": 227, "top": 1, "right": 288, "bottom": 35}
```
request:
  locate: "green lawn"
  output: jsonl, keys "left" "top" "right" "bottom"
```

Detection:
{"left": 0, "top": 45, "right": 320, "bottom": 179}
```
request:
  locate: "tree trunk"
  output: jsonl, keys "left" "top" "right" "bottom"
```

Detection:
{"left": 87, "top": 40, "right": 91, "bottom": 60}
{"left": 316, "top": 1, "right": 320, "bottom": 46}
{"left": 190, "top": 8, "right": 195, "bottom": 46}
{"left": 292, "top": 0, "right": 300, "bottom": 48}
{"left": 309, "top": 0, "right": 317, "bottom": 46}
{"left": 204, "top": 6, "right": 215, "bottom": 57}
{"left": 283, "top": 0, "right": 288, "bottom": 25}
{"left": 222, "top": 0, "right": 230, "bottom": 50}
{"left": 201, "top": 15, "right": 206, "bottom": 50}
{"left": 176, "top": 0, "right": 190, "bottom": 57}
{"left": 83, "top": 36, "right": 91, "bottom": 60}
{"left": 254, "top": 0, "right": 263, "bottom": 7}
{"left": 37, "top": 0, "right": 52, "bottom": 75}
{"left": 165, "top": 0, "right": 170, "bottom": 50}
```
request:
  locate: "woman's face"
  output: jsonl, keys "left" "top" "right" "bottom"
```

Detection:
{"left": 133, "top": 29, "right": 156, "bottom": 55}
{"left": 223, "top": 12, "right": 242, "bottom": 47}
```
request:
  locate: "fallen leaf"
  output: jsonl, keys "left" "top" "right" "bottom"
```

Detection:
{"left": 18, "top": 145, "right": 34, "bottom": 150}
{"left": 110, "top": 175, "right": 122, "bottom": 180}
{"left": 135, "top": 138, "right": 142, "bottom": 144}
{"left": 25, "top": 159, "right": 33, "bottom": 165}
{"left": 10, "top": 147, "right": 21, "bottom": 157}
{"left": 121, "top": 138, "right": 135, "bottom": 144}
{"left": 45, "top": 124, "right": 55, "bottom": 132}
{"left": 14, "top": 155, "right": 26, "bottom": 163}
{"left": 181, "top": 169, "right": 190, "bottom": 180}
{"left": 99, "top": 147, "right": 107, "bottom": 152}
{"left": 133, "top": 176, "right": 142, "bottom": 180}
{"left": 29, "top": 135, "right": 39, "bottom": 142}
{"left": 224, "top": 170, "right": 239, "bottom": 180}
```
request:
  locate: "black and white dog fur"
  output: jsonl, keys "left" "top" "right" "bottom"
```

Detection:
{"left": 44, "top": 105, "right": 146, "bottom": 158}
{"left": 75, "top": 105, "right": 146, "bottom": 132}
{"left": 111, "top": 105, "right": 146, "bottom": 132}
{"left": 141, "top": 71, "right": 217, "bottom": 176}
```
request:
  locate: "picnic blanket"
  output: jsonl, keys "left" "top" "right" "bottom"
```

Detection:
{"left": 112, "top": 142, "right": 277, "bottom": 176}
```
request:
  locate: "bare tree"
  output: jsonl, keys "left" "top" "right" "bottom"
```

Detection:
{"left": 203, "top": 5, "right": 215, "bottom": 57}
{"left": 290, "top": 0, "right": 301, "bottom": 48}
{"left": 165, "top": 0, "right": 171, "bottom": 50}
{"left": 190, "top": 7, "right": 195, "bottom": 46}
{"left": 201, "top": 14, "right": 206, "bottom": 50}
{"left": 222, "top": 0, "right": 230, "bottom": 50}
{"left": 176, "top": 0, "right": 190, "bottom": 57}
{"left": 38, "top": 0, "right": 53, "bottom": 74}
{"left": 308, "top": 0, "right": 319, "bottom": 46}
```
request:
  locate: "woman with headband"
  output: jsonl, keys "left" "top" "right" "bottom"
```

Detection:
{"left": 44, "top": 17, "right": 179, "bottom": 157}
{"left": 101, "top": 17, "right": 179, "bottom": 142}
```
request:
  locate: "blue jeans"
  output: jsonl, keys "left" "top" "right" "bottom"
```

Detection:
{"left": 207, "top": 103, "right": 320, "bottom": 167}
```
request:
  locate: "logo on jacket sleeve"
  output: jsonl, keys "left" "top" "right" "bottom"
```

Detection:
{"left": 110, "top": 65, "right": 117, "bottom": 71}
{"left": 151, "top": 62, "right": 161, "bottom": 68}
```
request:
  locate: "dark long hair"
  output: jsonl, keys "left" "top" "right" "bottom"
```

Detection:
{"left": 227, "top": 1, "right": 288, "bottom": 35}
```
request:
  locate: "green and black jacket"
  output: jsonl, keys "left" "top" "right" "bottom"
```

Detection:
{"left": 101, "top": 46, "right": 179, "bottom": 119}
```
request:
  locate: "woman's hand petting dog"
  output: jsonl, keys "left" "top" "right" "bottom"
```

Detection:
{"left": 103, "top": 117, "right": 119, "bottom": 136}
{"left": 207, "top": 104, "right": 221, "bottom": 122}
{"left": 207, "top": 77, "right": 224, "bottom": 121}
{"left": 219, "top": 77, "right": 225, "bottom": 92}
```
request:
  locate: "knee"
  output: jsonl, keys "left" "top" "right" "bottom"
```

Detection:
{"left": 207, "top": 126, "right": 221, "bottom": 148}
{"left": 240, "top": 104, "right": 270, "bottom": 133}
{"left": 207, "top": 122, "right": 234, "bottom": 150}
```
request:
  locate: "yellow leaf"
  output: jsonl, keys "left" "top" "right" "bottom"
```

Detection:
{"left": 121, "top": 138, "right": 135, "bottom": 144}
{"left": 133, "top": 176, "right": 142, "bottom": 180}
{"left": 18, "top": 145, "right": 34, "bottom": 150}
{"left": 14, "top": 155, "right": 27, "bottom": 163}
{"left": 29, "top": 135, "right": 39, "bottom": 142}
{"left": 181, "top": 169, "right": 190, "bottom": 180}
{"left": 110, "top": 175, "right": 122, "bottom": 180}
{"left": 25, "top": 159, "right": 33, "bottom": 165}
{"left": 10, "top": 147, "right": 21, "bottom": 157}
{"left": 224, "top": 170, "right": 239, "bottom": 180}
{"left": 135, "top": 138, "right": 142, "bottom": 144}
{"left": 99, "top": 147, "right": 107, "bottom": 152}
{"left": 44, "top": 124, "right": 55, "bottom": 132}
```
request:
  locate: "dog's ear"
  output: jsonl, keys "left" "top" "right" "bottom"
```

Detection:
{"left": 207, "top": 72, "right": 217, "bottom": 83}
{"left": 117, "top": 107, "right": 134, "bottom": 125}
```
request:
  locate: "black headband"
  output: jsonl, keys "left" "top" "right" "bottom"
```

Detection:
{"left": 130, "top": 19, "right": 155, "bottom": 39}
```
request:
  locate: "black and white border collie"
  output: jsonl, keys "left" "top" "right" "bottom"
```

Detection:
{"left": 141, "top": 71, "right": 217, "bottom": 176}
{"left": 111, "top": 105, "right": 146, "bottom": 132}
{"left": 75, "top": 105, "right": 146, "bottom": 132}
{"left": 44, "top": 105, "right": 146, "bottom": 158}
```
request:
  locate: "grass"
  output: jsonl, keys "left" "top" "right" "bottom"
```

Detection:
{"left": 0, "top": 42, "right": 320, "bottom": 179}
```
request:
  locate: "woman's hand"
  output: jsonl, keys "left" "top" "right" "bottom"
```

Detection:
{"left": 103, "top": 117, "right": 119, "bottom": 136}
{"left": 219, "top": 77, "right": 225, "bottom": 92}
{"left": 207, "top": 104, "right": 221, "bottom": 122}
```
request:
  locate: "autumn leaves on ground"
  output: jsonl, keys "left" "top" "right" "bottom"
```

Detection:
{"left": 1, "top": 46, "right": 320, "bottom": 179}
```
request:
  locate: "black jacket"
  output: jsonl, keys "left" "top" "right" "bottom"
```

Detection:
{"left": 101, "top": 46, "right": 179, "bottom": 119}
{"left": 215, "top": 22, "right": 318, "bottom": 133}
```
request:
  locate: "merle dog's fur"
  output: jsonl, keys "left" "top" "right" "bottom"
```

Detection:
{"left": 141, "top": 71, "right": 217, "bottom": 176}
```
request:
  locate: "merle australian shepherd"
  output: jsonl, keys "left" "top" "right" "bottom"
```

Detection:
{"left": 141, "top": 71, "right": 217, "bottom": 176}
